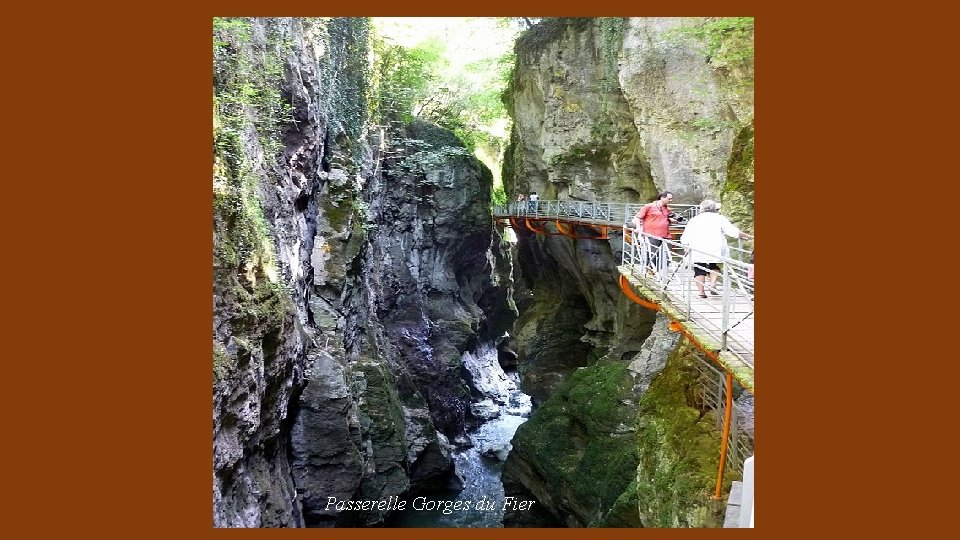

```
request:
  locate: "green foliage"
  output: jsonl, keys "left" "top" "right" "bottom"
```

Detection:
{"left": 325, "top": 18, "right": 371, "bottom": 145}
{"left": 597, "top": 17, "right": 625, "bottom": 90}
{"left": 370, "top": 35, "right": 444, "bottom": 125}
{"left": 666, "top": 17, "right": 754, "bottom": 74}
{"left": 491, "top": 184, "right": 507, "bottom": 206}
{"left": 370, "top": 19, "right": 516, "bottom": 188}
{"left": 213, "top": 342, "right": 233, "bottom": 381}
{"left": 213, "top": 17, "right": 293, "bottom": 160}
{"left": 496, "top": 17, "right": 541, "bottom": 31}
{"left": 394, "top": 139, "right": 474, "bottom": 182}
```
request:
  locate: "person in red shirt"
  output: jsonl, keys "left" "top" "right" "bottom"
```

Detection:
{"left": 632, "top": 191, "right": 675, "bottom": 273}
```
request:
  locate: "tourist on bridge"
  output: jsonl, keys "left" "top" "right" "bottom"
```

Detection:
{"left": 679, "top": 199, "right": 753, "bottom": 299}
{"left": 632, "top": 191, "right": 676, "bottom": 273}
{"left": 528, "top": 192, "right": 539, "bottom": 213}
{"left": 516, "top": 193, "right": 526, "bottom": 214}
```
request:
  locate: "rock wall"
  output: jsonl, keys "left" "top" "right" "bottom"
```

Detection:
{"left": 212, "top": 15, "right": 752, "bottom": 528}
{"left": 504, "top": 17, "right": 754, "bottom": 223}
{"left": 213, "top": 17, "right": 515, "bottom": 527}
{"left": 502, "top": 17, "right": 753, "bottom": 527}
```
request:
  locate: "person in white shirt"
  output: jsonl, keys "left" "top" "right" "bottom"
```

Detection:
{"left": 679, "top": 199, "right": 753, "bottom": 298}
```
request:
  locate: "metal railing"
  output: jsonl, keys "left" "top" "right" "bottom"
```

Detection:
{"left": 494, "top": 200, "right": 697, "bottom": 226}
{"left": 694, "top": 355, "right": 754, "bottom": 476}
{"left": 494, "top": 200, "right": 750, "bottom": 262}
{"left": 622, "top": 229, "right": 754, "bottom": 367}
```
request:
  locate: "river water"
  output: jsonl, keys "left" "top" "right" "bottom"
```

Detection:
{"left": 389, "top": 357, "right": 532, "bottom": 527}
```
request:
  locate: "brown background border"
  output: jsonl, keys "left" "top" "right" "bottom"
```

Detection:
{"left": 5, "top": 0, "right": 928, "bottom": 536}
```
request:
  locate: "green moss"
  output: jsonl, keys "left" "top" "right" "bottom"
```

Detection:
{"left": 252, "top": 280, "right": 290, "bottom": 327}
{"left": 634, "top": 343, "right": 728, "bottom": 527}
{"left": 351, "top": 359, "right": 406, "bottom": 456}
{"left": 513, "top": 360, "right": 639, "bottom": 520}
{"left": 720, "top": 124, "right": 754, "bottom": 234}
{"left": 214, "top": 17, "right": 294, "bottom": 160}
{"left": 597, "top": 17, "right": 625, "bottom": 91}
{"left": 213, "top": 341, "right": 234, "bottom": 381}
{"left": 596, "top": 479, "right": 641, "bottom": 527}
{"left": 549, "top": 143, "right": 612, "bottom": 168}
{"left": 515, "top": 18, "right": 592, "bottom": 54}
{"left": 322, "top": 199, "right": 352, "bottom": 231}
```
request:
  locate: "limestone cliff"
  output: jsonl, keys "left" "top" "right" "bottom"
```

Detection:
{"left": 212, "top": 17, "right": 515, "bottom": 527}
{"left": 504, "top": 17, "right": 754, "bottom": 225}
{"left": 501, "top": 17, "right": 753, "bottom": 527}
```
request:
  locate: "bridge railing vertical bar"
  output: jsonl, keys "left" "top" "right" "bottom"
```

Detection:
{"left": 729, "top": 406, "right": 739, "bottom": 469}
{"left": 685, "top": 251, "right": 692, "bottom": 319}
{"left": 721, "top": 263, "right": 731, "bottom": 352}
{"left": 731, "top": 400, "right": 753, "bottom": 476}
{"left": 715, "top": 370, "right": 725, "bottom": 431}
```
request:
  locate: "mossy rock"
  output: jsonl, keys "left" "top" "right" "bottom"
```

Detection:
{"left": 720, "top": 124, "right": 754, "bottom": 234}
{"left": 516, "top": 18, "right": 593, "bottom": 54}
{"left": 595, "top": 479, "right": 642, "bottom": 527}
{"left": 511, "top": 360, "right": 640, "bottom": 523}
{"left": 351, "top": 359, "right": 407, "bottom": 463}
{"left": 633, "top": 344, "right": 729, "bottom": 527}
{"left": 404, "top": 119, "right": 466, "bottom": 150}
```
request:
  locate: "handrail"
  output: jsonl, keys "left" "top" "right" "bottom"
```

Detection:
{"left": 622, "top": 229, "right": 754, "bottom": 368}
{"left": 494, "top": 200, "right": 699, "bottom": 226}
{"left": 494, "top": 200, "right": 750, "bottom": 261}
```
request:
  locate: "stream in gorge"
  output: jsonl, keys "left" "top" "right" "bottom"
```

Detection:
{"left": 388, "top": 344, "right": 532, "bottom": 528}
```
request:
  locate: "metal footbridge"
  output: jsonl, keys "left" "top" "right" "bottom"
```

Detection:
{"left": 493, "top": 200, "right": 754, "bottom": 391}
{"left": 494, "top": 200, "right": 755, "bottom": 507}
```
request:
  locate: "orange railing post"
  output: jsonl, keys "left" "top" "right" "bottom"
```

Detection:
{"left": 713, "top": 371, "right": 734, "bottom": 500}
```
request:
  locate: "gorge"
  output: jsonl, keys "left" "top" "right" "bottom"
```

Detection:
{"left": 212, "top": 16, "right": 754, "bottom": 528}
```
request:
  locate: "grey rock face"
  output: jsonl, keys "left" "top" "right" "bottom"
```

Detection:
{"left": 368, "top": 120, "right": 514, "bottom": 439}
{"left": 618, "top": 17, "right": 753, "bottom": 202}
{"left": 509, "top": 223, "right": 656, "bottom": 405}
{"left": 506, "top": 18, "right": 659, "bottom": 203}
{"left": 214, "top": 18, "right": 517, "bottom": 527}
{"left": 626, "top": 313, "right": 681, "bottom": 394}
{"left": 506, "top": 17, "right": 753, "bottom": 206}
{"left": 290, "top": 350, "right": 363, "bottom": 526}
